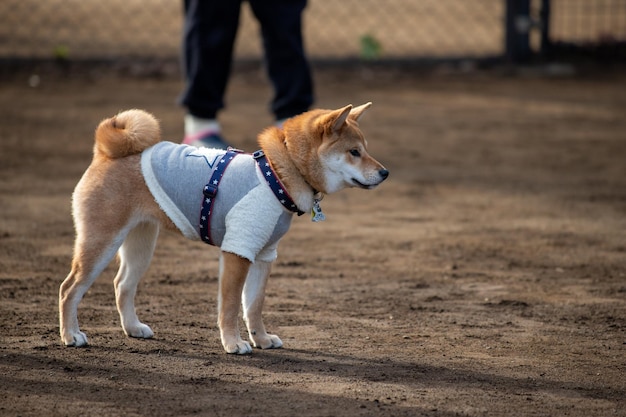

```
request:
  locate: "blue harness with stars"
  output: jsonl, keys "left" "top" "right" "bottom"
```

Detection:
{"left": 200, "top": 149, "right": 304, "bottom": 246}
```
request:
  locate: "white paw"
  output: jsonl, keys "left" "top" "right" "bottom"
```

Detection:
{"left": 63, "top": 330, "right": 89, "bottom": 347}
{"left": 223, "top": 339, "right": 253, "bottom": 355}
{"left": 251, "top": 333, "right": 283, "bottom": 349}
{"left": 125, "top": 323, "right": 154, "bottom": 339}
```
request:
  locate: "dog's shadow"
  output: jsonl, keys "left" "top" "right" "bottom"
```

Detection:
{"left": 5, "top": 339, "right": 618, "bottom": 415}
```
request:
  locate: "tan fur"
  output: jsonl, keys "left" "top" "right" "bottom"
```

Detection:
{"left": 59, "top": 105, "right": 387, "bottom": 354}
{"left": 218, "top": 252, "right": 252, "bottom": 354}
{"left": 94, "top": 109, "right": 161, "bottom": 159}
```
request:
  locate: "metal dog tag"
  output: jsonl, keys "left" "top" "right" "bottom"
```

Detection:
{"left": 311, "top": 200, "right": 326, "bottom": 222}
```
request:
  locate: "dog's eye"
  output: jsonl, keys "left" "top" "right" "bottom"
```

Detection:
{"left": 349, "top": 149, "right": 361, "bottom": 157}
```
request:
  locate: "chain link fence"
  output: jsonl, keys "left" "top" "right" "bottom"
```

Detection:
{"left": 0, "top": 0, "right": 624, "bottom": 63}
{"left": 546, "top": 0, "right": 626, "bottom": 60}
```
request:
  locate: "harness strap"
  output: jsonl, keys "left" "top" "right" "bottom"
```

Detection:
{"left": 199, "top": 150, "right": 240, "bottom": 245}
{"left": 253, "top": 150, "right": 304, "bottom": 216}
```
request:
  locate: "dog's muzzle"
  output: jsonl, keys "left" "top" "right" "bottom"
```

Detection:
{"left": 352, "top": 169, "right": 389, "bottom": 189}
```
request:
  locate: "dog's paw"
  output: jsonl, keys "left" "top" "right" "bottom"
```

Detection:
{"left": 124, "top": 323, "right": 154, "bottom": 339}
{"left": 63, "top": 330, "right": 89, "bottom": 347}
{"left": 251, "top": 333, "right": 283, "bottom": 350}
{"left": 222, "top": 339, "right": 253, "bottom": 355}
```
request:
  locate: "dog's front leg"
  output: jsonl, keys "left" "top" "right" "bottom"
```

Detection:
{"left": 243, "top": 260, "right": 283, "bottom": 349}
{"left": 218, "top": 251, "right": 252, "bottom": 354}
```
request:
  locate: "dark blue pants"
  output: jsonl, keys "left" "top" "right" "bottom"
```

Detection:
{"left": 179, "top": 0, "right": 314, "bottom": 121}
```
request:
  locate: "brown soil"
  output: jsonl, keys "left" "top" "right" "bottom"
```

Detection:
{"left": 1, "top": 67, "right": 625, "bottom": 416}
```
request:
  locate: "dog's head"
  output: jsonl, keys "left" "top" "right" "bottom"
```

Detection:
{"left": 281, "top": 103, "right": 388, "bottom": 195}
{"left": 313, "top": 103, "right": 388, "bottom": 194}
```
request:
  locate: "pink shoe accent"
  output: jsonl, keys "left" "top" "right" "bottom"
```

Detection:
{"left": 182, "top": 129, "right": 219, "bottom": 145}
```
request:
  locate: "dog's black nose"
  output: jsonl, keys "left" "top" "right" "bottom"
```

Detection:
{"left": 379, "top": 169, "right": 389, "bottom": 179}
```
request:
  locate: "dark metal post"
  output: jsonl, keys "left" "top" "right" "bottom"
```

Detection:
{"left": 505, "top": 0, "right": 532, "bottom": 63}
{"left": 539, "top": 0, "right": 551, "bottom": 57}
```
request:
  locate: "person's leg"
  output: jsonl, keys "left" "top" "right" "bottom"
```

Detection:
{"left": 248, "top": 0, "right": 314, "bottom": 122}
{"left": 179, "top": 0, "right": 241, "bottom": 146}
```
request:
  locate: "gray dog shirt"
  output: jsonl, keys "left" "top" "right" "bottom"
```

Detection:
{"left": 141, "top": 142, "right": 293, "bottom": 263}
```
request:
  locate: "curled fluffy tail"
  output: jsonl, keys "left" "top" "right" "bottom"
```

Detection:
{"left": 94, "top": 109, "right": 161, "bottom": 159}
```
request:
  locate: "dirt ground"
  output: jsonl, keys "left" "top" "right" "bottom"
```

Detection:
{"left": 0, "top": 66, "right": 625, "bottom": 416}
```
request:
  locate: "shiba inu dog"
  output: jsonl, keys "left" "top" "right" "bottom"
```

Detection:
{"left": 59, "top": 103, "right": 388, "bottom": 354}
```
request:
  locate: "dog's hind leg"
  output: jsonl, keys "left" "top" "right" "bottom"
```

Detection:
{"left": 218, "top": 251, "right": 252, "bottom": 354}
{"left": 114, "top": 221, "right": 159, "bottom": 340}
{"left": 242, "top": 260, "right": 283, "bottom": 349}
{"left": 59, "top": 230, "right": 127, "bottom": 347}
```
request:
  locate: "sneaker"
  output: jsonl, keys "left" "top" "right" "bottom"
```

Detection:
{"left": 182, "top": 130, "right": 230, "bottom": 150}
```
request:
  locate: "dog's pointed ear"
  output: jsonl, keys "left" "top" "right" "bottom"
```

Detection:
{"left": 349, "top": 102, "right": 372, "bottom": 122}
{"left": 327, "top": 104, "right": 353, "bottom": 133}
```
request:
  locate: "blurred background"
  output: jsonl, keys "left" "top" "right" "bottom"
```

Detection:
{"left": 1, "top": 2, "right": 625, "bottom": 415}
{"left": 1, "top": 0, "right": 625, "bottom": 69}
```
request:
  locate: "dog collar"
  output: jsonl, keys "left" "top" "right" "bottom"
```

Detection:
{"left": 253, "top": 150, "right": 305, "bottom": 216}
